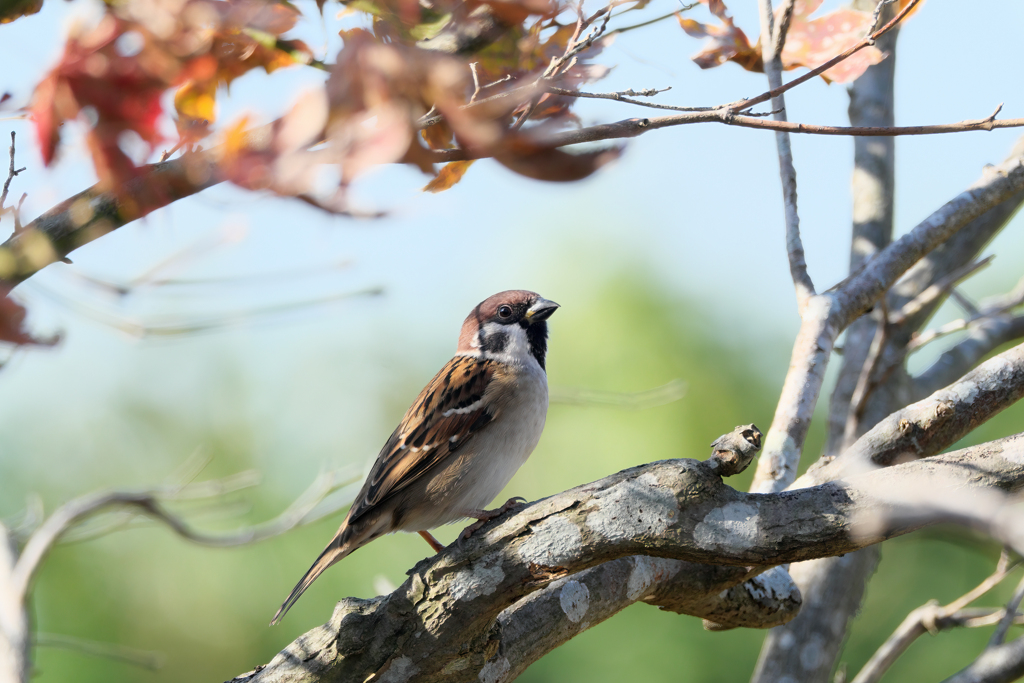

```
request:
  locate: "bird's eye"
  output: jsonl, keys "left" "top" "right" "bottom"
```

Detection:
{"left": 497, "top": 305, "right": 513, "bottom": 319}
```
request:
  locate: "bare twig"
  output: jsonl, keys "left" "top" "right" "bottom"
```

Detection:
{"left": 866, "top": 0, "right": 897, "bottom": 36}
{"left": 909, "top": 274, "right": 1024, "bottom": 351}
{"left": 427, "top": 110, "right": 1024, "bottom": 163}
{"left": 843, "top": 301, "right": 888, "bottom": 447}
{"left": 468, "top": 62, "right": 482, "bottom": 104}
{"left": 545, "top": 85, "right": 709, "bottom": 112}
{"left": 950, "top": 289, "right": 980, "bottom": 317}
{"left": 990, "top": 575, "right": 1024, "bottom": 647}
{"left": 889, "top": 256, "right": 994, "bottom": 327}
{"left": 34, "top": 633, "right": 164, "bottom": 670}
{"left": 757, "top": 0, "right": 814, "bottom": 311}
{"left": 608, "top": 5, "right": 696, "bottom": 36}
{"left": 549, "top": 379, "right": 687, "bottom": 408}
{"left": 4, "top": 111, "right": 1021, "bottom": 291}
{"left": 1, "top": 131, "right": 26, "bottom": 218}
{"left": 851, "top": 556, "right": 1021, "bottom": 683}
{"left": 771, "top": 0, "right": 798, "bottom": 58}
{"left": 25, "top": 278, "right": 384, "bottom": 338}
{"left": 10, "top": 466, "right": 357, "bottom": 602}
{"left": 914, "top": 314, "right": 1024, "bottom": 398}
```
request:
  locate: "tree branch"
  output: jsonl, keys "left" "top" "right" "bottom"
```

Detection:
{"left": 757, "top": 0, "right": 814, "bottom": 309}
{"left": 906, "top": 275, "right": 1024, "bottom": 354}
{"left": 1, "top": 131, "right": 26, "bottom": 218}
{"left": 749, "top": 138, "right": 1024, "bottom": 493}
{"left": 9, "top": 461, "right": 353, "bottom": 602}
{"left": 236, "top": 434, "right": 1024, "bottom": 683}
{"left": 801, "top": 341, "right": 1024, "bottom": 488}
{"left": 5, "top": 111, "right": 1022, "bottom": 291}
{"left": 941, "top": 636, "right": 1024, "bottom": 683}
{"left": 888, "top": 137, "right": 1024, "bottom": 330}
{"left": 853, "top": 556, "right": 1021, "bottom": 683}
{"left": 428, "top": 110, "right": 1024, "bottom": 164}
{"left": 914, "top": 315, "right": 1024, "bottom": 398}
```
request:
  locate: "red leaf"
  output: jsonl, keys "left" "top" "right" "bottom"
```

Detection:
{"left": 0, "top": 289, "right": 58, "bottom": 347}
{"left": 31, "top": 15, "right": 179, "bottom": 184}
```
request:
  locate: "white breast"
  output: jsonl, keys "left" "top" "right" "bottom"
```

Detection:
{"left": 402, "top": 357, "right": 549, "bottom": 531}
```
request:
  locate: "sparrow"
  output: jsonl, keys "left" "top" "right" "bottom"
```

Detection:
{"left": 272, "top": 290, "right": 559, "bottom": 624}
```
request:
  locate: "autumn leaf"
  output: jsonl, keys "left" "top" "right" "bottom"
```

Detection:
{"left": 421, "top": 116, "right": 456, "bottom": 150}
{"left": 174, "top": 78, "right": 218, "bottom": 143}
{"left": 494, "top": 138, "right": 620, "bottom": 181}
{"left": 0, "top": 0, "right": 42, "bottom": 23}
{"left": 476, "top": 0, "right": 557, "bottom": 26}
{"left": 679, "top": 0, "right": 894, "bottom": 84}
{"left": 0, "top": 288, "right": 58, "bottom": 347}
{"left": 677, "top": 0, "right": 759, "bottom": 71}
{"left": 323, "top": 31, "right": 470, "bottom": 182}
{"left": 33, "top": 0, "right": 313, "bottom": 192}
{"left": 172, "top": 1, "right": 312, "bottom": 142}
{"left": 424, "top": 159, "right": 475, "bottom": 192}
{"left": 32, "top": 14, "right": 176, "bottom": 187}
{"left": 780, "top": 0, "right": 884, "bottom": 84}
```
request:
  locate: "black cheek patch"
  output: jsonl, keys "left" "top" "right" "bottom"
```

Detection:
{"left": 481, "top": 330, "right": 509, "bottom": 354}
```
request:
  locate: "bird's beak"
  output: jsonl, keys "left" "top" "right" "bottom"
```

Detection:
{"left": 525, "top": 297, "right": 560, "bottom": 323}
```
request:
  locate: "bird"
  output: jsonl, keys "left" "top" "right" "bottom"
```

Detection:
{"left": 271, "top": 290, "right": 559, "bottom": 624}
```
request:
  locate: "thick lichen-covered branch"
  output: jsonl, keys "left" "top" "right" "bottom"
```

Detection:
{"left": 232, "top": 432, "right": 1024, "bottom": 683}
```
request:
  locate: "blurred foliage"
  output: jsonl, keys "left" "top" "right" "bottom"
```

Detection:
{"left": 2, "top": 273, "right": 1022, "bottom": 683}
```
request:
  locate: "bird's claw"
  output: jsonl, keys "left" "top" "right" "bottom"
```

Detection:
{"left": 458, "top": 497, "right": 528, "bottom": 541}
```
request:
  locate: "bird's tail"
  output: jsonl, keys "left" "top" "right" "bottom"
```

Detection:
{"left": 271, "top": 535, "right": 354, "bottom": 625}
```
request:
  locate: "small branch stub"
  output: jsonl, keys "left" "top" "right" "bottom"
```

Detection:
{"left": 709, "top": 424, "right": 763, "bottom": 476}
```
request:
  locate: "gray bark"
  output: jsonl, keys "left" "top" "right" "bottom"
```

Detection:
{"left": 753, "top": 16, "right": 898, "bottom": 680}
{"left": 230, "top": 433, "right": 1024, "bottom": 683}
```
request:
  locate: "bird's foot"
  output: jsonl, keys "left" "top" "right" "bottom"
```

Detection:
{"left": 458, "top": 497, "right": 528, "bottom": 541}
{"left": 418, "top": 530, "right": 446, "bottom": 553}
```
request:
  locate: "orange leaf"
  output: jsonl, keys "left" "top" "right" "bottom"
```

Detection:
{"left": 174, "top": 79, "right": 217, "bottom": 142}
{"left": 423, "top": 160, "right": 474, "bottom": 192}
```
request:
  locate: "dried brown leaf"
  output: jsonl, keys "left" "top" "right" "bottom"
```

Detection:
{"left": 495, "top": 140, "right": 619, "bottom": 181}
{"left": 423, "top": 159, "right": 475, "bottom": 192}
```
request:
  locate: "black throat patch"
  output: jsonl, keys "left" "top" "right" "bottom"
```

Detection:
{"left": 525, "top": 321, "right": 548, "bottom": 370}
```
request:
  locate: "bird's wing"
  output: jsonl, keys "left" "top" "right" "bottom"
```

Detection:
{"left": 346, "top": 354, "right": 503, "bottom": 523}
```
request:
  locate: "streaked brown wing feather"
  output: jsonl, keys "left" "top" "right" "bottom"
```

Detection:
{"left": 347, "top": 355, "right": 498, "bottom": 523}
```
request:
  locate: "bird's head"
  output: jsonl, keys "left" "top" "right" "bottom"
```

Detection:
{"left": 457, "top": 290, "right": 560, "bottom": 369}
